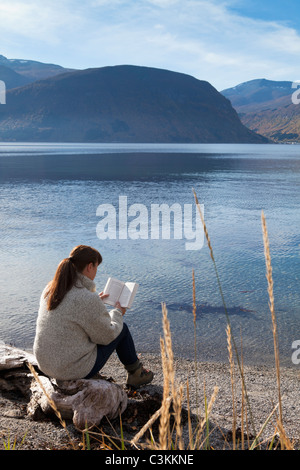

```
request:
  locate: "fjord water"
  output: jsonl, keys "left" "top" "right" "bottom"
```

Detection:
{"left": 0, "top": 142, "right": 299, "bottom": 367}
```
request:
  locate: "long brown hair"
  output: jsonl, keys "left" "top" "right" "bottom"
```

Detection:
{"left": 45, "top": 245, "right": 102, "bottom": 311}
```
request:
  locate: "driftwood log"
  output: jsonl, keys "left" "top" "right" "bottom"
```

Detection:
{"left": 0, "top": 343, "right": 38, "bottom": 371}
{"left": 0, "top": 344, "right": 128, "bottom": 430}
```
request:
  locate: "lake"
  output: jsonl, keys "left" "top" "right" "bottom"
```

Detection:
{"left": 0, "top": 142, "right": 299, "bottom": 367}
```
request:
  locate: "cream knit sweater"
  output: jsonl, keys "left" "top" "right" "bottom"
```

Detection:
{"left": 33, "top": 273, "right": 124, "bottom": 380}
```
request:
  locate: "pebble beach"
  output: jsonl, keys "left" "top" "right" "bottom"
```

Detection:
{"left": 1, "top": 350, "right": 299, "bottom": 450}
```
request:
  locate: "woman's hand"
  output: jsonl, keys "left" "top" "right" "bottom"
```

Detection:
{"left": 99, "top": 291, "right": 109, "bottom": 301}
{"left": 115, "top": 301, "right": 127, "bottom": 316}
{"left": 99, "top": 292, "right": 126, "bottom": 315}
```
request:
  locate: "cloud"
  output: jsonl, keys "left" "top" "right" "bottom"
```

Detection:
{"left": 79, "top": 0, "right": 300, "bottom": 87}
{"left": 1, "top": 0, "right": 300, "bottom": 89}
{"left": 0, "top": 0, "right": 84, "bottom": 45}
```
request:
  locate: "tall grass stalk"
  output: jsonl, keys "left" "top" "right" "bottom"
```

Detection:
{"left": 249, "top": 403, "right": 279, "bottom": 450}
{"left": 276, "top": 420, "right": 294, "bottom": 450}
{"left": 2, "top": 431, "right": 27, "bottom": 450}
{"left": 186, "top": 379, "right": 194, "bottom": 449}
{"left": 194, "top": 385, "right": 219, "bottom": 449}
{"left": 240, "top": 331, "right": 245, "bottom": 450}
{"left": 261, "top": 210, "right": 283, "bottom": 427}
{"left": 192, "top": 269, "right": 200, "bottom": 419}
{"left": 192, "top": 188, "right": 257, "bottom": 439}
{"left": 159, "top": 335, "right": 171, "bottom": 449}
{"left": 174, "top": 384, "right": 184, "bottom": 450}
{"left": 83, "top": 425, "right": 91, "bottom": 450}
{"left": 159, "top": 303, "right": 184, "bottom": 450}
{"left": 203, "top": 381, "right": 210, "bottom": 450}
{"left": 226, "top": 324, "right": 236, "bottom": 449}
{"left": 119, "top": 413, "right": 125, "bottom": 450}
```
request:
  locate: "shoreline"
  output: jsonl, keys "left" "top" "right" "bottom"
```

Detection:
{"left": 1, "top": 351, "right": 299, "bottom": 450}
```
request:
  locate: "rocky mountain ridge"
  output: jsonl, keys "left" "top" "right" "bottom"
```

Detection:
{"left": 0, "top": 64, "right": 267, "bottom": 143}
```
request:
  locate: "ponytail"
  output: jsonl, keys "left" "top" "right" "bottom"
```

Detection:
{"left": 45, "top": 245, "right": 102, "bottom": 310}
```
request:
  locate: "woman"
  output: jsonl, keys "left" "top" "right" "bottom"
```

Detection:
{"left": 33, "top": 245, "right": 153, "bottom": 388}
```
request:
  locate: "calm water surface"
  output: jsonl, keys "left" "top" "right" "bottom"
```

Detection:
{"left": 0, "top": 142, "right": 299, "bottom": 367}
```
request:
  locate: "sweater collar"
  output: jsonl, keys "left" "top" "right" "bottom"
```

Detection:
{"left": 76, "top": 272, "right": 96, "bottom": 292}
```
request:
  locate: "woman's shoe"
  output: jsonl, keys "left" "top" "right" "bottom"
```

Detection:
{"left": 126, "top": 363, "right": 154, "bottom": 388}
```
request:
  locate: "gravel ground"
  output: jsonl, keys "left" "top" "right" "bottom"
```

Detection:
{"left": 1, "top": 352, "right": 299, "bottom": 450}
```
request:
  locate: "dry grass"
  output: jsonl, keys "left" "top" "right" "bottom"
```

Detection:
{"left": 157, "top": 302, "right": 219, "bottom": 450}
{"left": 261, "top": 210, "right": 283, "bottom": 427}
{"left": 145, "top": 190, "right": 295, "bottom": 451}
{"left": 226, "top": 324, "right": 236, "bottom": 449}
{"left": 159, "top": 302, "right": 184, "bottom": 450}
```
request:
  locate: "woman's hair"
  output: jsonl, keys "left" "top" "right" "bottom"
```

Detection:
{"left": 45, "top": 245, "right": 102, "bottom": 311}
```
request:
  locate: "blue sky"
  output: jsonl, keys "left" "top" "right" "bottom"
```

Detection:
{"left": 0, "top": 0, "right": 300, "bottom": 90}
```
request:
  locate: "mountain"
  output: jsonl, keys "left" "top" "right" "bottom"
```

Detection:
{"left": 0, "top": 65, "right": 268, "bottom": 143}
{"left": 0, "top": 65, "right": 32, "bottom": 90}
{"left": 0, "top": 54, "right": 74, "bottom": 83}
{"left": 222, "top": 79, "right": 300, "bottom": 142}
{"left": 222, "top": 79, "right": 294, "bottom": 113}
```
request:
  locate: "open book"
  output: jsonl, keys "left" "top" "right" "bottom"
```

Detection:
{"left": 103, "top": 277, "right": 139, "bottom": 309}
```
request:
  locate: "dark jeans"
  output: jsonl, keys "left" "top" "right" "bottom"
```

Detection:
{"left": 85, "top": 323, "right": 139, "bottom": 379}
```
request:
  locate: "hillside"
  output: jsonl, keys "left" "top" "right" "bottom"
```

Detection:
{"left": 0, "top": 65, "right": 267, "bottom": 143}
{"left": 0, "top": 54, "right": 74, "bottom": 82}
{"left": 0, "top": 65, "right": 32, "bottom": 90}
{"left": 222, "top": 79, "right": 300, "bottom": 142}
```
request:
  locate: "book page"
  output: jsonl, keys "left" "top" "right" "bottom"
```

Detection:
{"left": 119, "top": 282, "right": 139, "bottom": 308}
{"left": 118, "top": 284, "right": 132, "bottom": 307}
{"left": 103, "top": 278, "right": 124, "bottom": 306}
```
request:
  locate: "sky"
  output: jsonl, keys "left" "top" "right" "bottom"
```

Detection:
{"left": 0, "top": 0, "right": 300, "bottom": 90}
